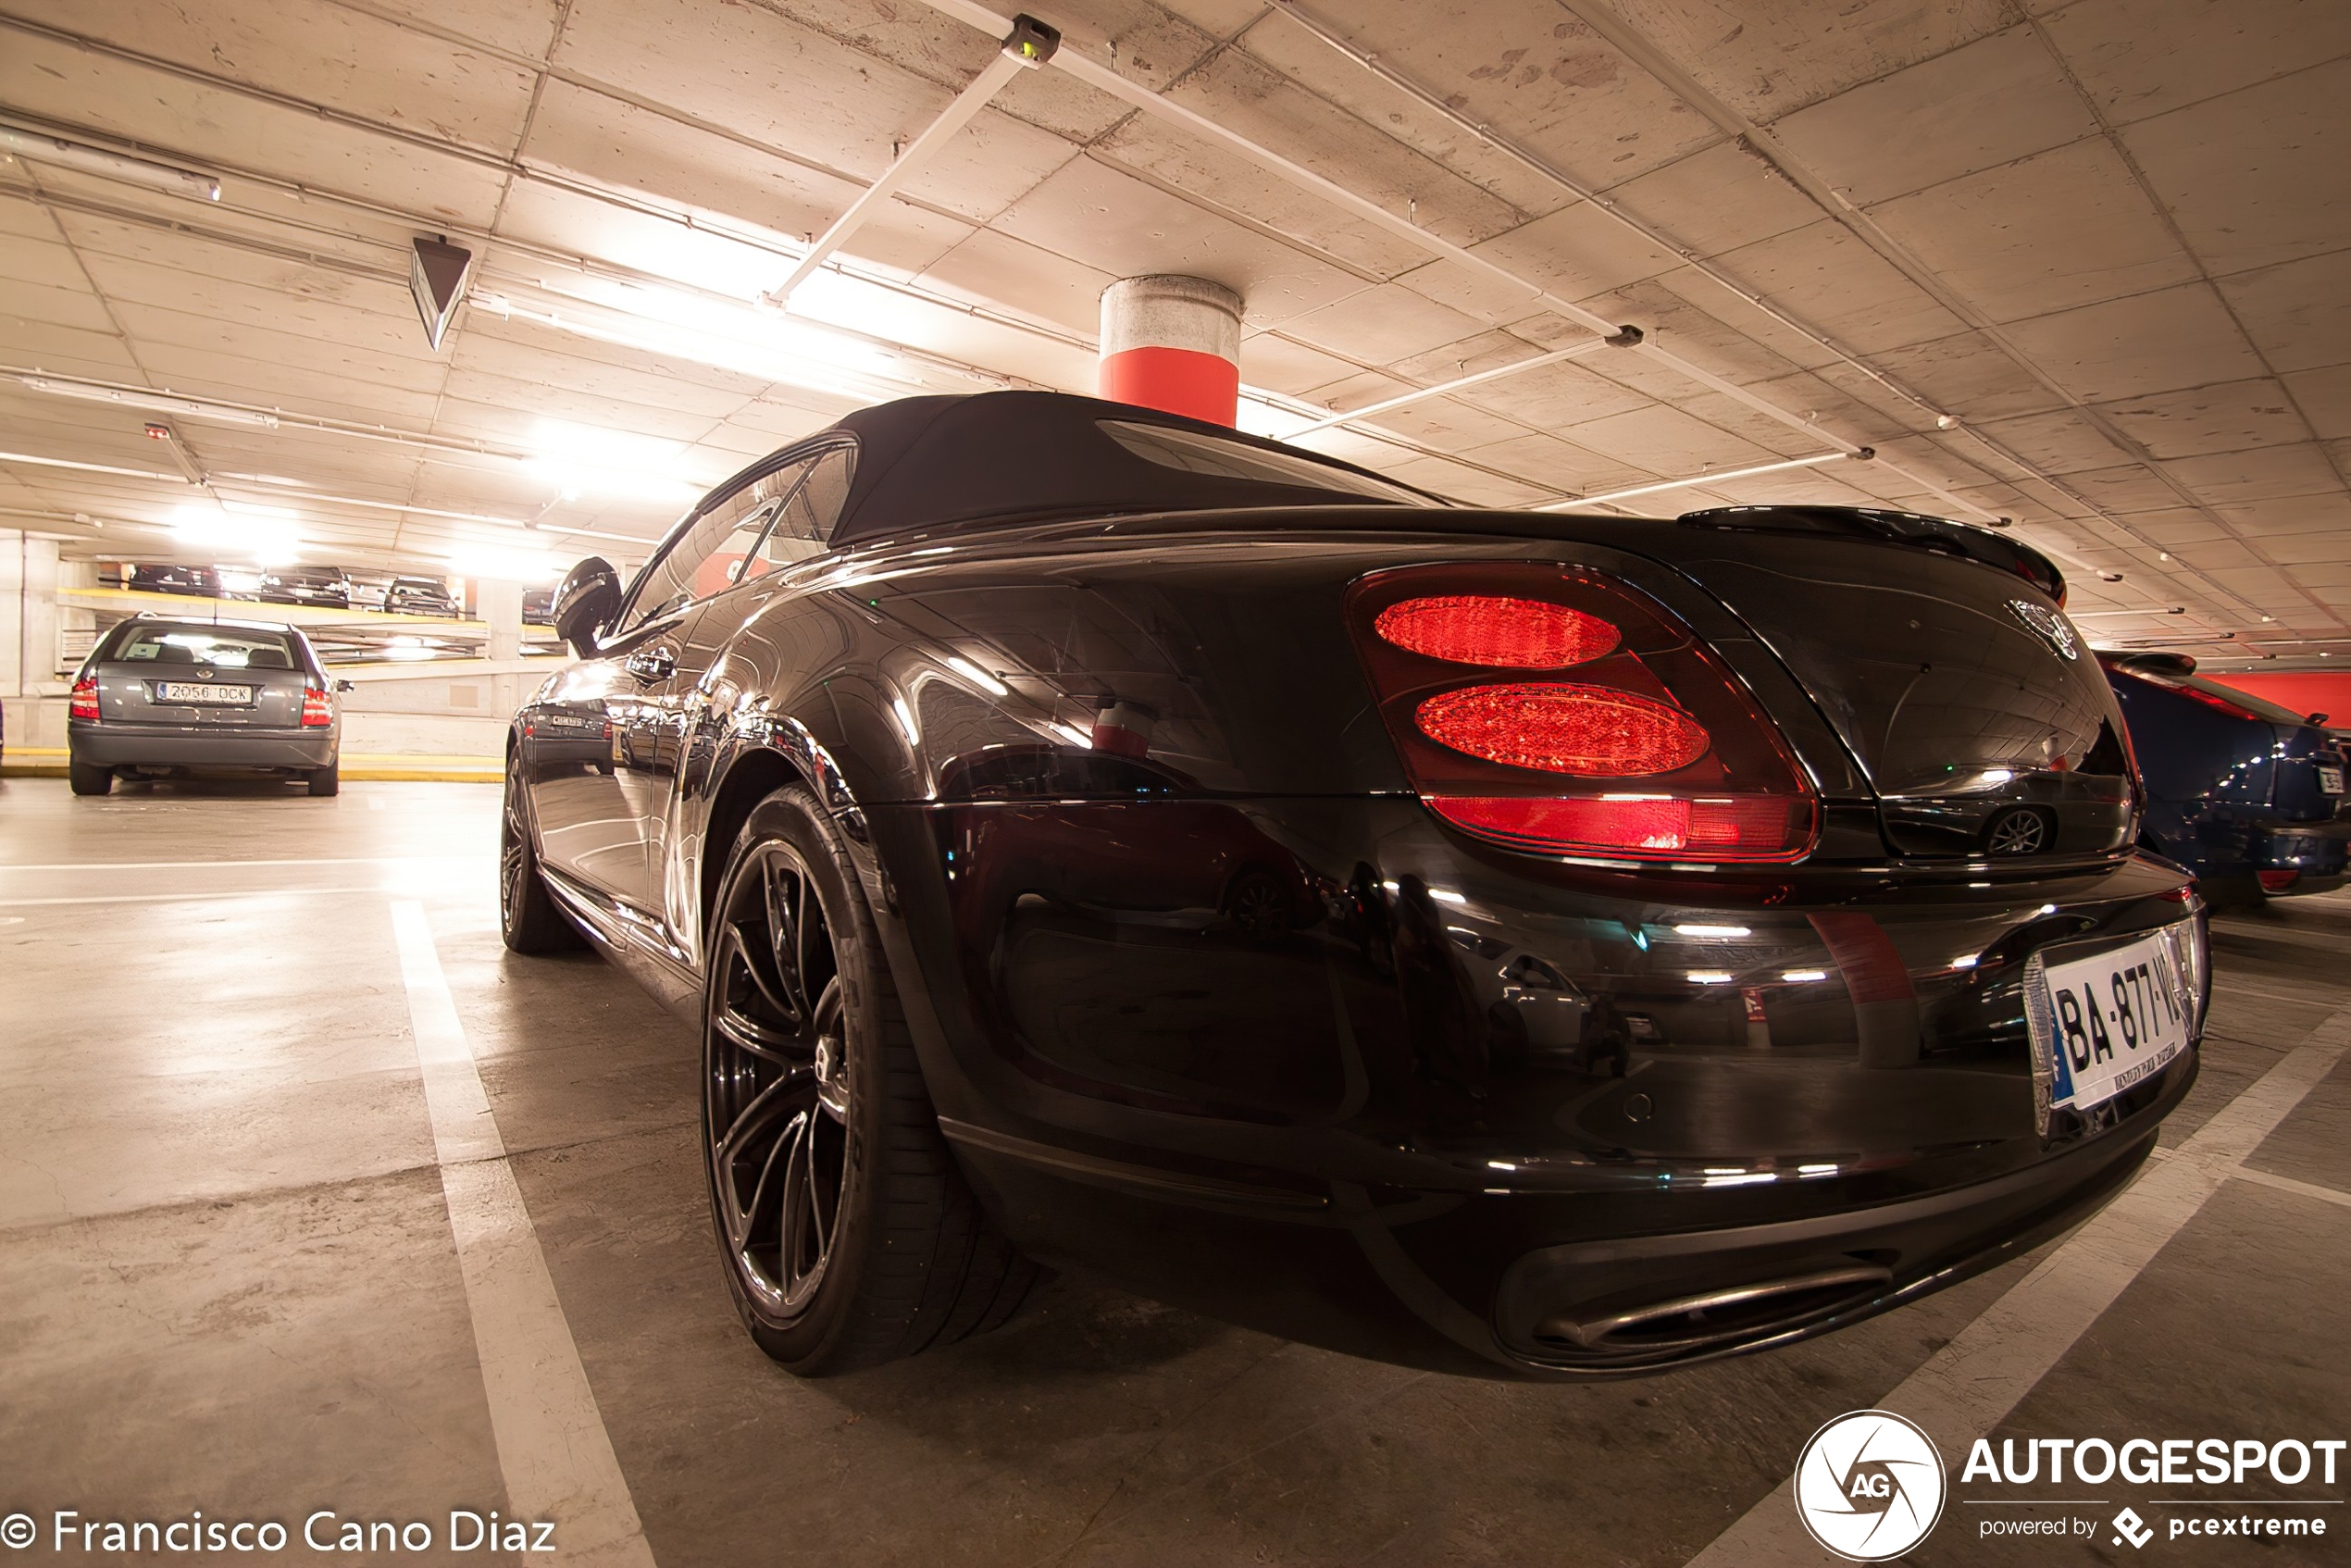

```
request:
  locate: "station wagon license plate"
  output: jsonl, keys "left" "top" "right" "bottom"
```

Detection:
{"left": 2023, "top": 925, "right": 2196, "bottom": 1125}
{"left": 2318, "top": 764, "right": 2345, "bottom": 794}
{"left": 157, "top": 681, "right": 253, "bottom": 704}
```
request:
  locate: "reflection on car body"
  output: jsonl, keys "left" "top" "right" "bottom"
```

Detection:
{"left": 2101, "top": 651, "right": 2349, "bottom": 902}
{"left": 498, "top": 391, "right": 2204, "bottom": 1382}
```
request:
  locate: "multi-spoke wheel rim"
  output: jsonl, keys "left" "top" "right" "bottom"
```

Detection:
{"left": 1987, "top": 810, "right": 2048, "bottom": 854}
{"left": 500, "top": 781, "right": 529, "bottom": 929}
{"left": 705, "top": 841, "right": 850, "bottom": 1321}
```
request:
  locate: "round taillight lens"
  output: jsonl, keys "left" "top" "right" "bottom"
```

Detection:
{"left": 1416, "top": 683, "right": 1709, "bottom": 776}
{"left": 1374, "top": 595, "right": 1618, "bottom": 668}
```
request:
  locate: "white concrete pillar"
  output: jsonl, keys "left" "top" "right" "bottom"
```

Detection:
{"left": 478, "top": 577, "right": 525, "bottom": 720}
{"left": 0, "top": 531, "right": 65, "bottom": 756}
{"left": 1098, "top": 275, "right": 1243, "bottom": 427}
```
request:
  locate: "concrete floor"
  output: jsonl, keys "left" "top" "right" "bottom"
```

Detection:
{"left": 1, "top": 777, "right": 2345, "bottom": 1565}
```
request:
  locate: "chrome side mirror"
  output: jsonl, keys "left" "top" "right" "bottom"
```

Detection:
{"left": 554, "top": 556, "right": 622, "bottom": 658}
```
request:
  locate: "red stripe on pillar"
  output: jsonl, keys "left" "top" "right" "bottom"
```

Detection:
{"left": 1098, "top": 345, "right": 1240, "bottom": 427}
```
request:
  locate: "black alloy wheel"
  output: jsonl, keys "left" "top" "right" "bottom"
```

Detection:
{"left": 702, "top": 787, "right": 1038, "bottom": 1375}
{"left": 499, "top": 770, "right": 583, "bottom": 953}
{"left": 1984, "top": 805, "right": 2055, "bottom": 855}
{"left": 706, "top": 834, "right": 852, "bottom": 1323}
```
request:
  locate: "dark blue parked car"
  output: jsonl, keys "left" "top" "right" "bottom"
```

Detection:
{"left": 2102, "top": 652, "right": 2348, "bottom": 902}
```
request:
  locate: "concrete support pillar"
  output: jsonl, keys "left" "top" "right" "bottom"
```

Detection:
{"left": 478, "top": 577, "right": 525, "bottom": 720}
{"left": 1098, "top": 275, "right": 1243, "bottom": 427}
{"left": 0, "top": 531, "right": 65, "bottom": 756}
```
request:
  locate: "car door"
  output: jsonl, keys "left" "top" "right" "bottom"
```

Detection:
{"left": 525, "top": 489, "right": 781, "bottom": 908}
{"left": 641, "top": 443, "right": 856, "bottom": 950}
{"left": 525, "top": 607, "right": 680, "bottom": 908}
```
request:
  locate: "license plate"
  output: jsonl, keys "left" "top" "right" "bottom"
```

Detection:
{"left": 2319, "top": 765, "right": 2344, "bottom": 794}
{"left": 2024, "top": 923, "right": 2198, "bottom": 1126}
{"left": 158, "top": 682, "right": 253, "bottom": 704}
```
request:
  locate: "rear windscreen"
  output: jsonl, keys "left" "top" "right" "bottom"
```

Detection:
{"left": 107, "top": 625, "right": 303, "bottom": 670}
{"left": 2181, "top": 676, "right": 2313, "bottom": 725}
{"left": 1099, "top": 420, "right": 1433, "bottom": 505}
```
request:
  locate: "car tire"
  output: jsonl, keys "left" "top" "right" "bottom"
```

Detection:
{"left": 500, "top": 772, "right": 584, "bottom": 954}
{"left": 68, "top": 760, "right": 113, "bottom": 797}
{"left": 306, "top": 764, "right": 340, "bottom": 797}
{"left": 702, "top": 785, "right": 1038, "bottom": 1375}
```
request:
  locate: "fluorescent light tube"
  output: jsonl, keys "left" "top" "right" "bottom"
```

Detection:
{"left": 0, "top": 127, "right": 221, "bottom": 202}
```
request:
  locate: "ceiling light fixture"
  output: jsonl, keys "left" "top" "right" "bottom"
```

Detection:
{"left": 0, "top": 126, "right": 221, "bottom": 202}
{"left": 11, "top": 374, "right": 280, "bottom": 429}
{"left": 0, "top": 450, "right": 191, "bottom": 484}
{"left": 168, "top": 503, "right": 299, "bottom": 564}
{"left": 475, "top": 289, "right": 909, "bottom": 411}
{"left": 442, "top": 544, "right": 567, "bottom": 583}
{"left": 527, "top": 417, "right": 707, "bottom": 508}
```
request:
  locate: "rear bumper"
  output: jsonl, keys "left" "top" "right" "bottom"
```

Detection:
{"left": 68, "top": 722, "right": 337, "bottom": 772}
{"left": 868, "top": 790, "right": 2206, "bottom": 1378}
{"left": 1491, "top": 1075, "right": 2175, "bottom": 1373}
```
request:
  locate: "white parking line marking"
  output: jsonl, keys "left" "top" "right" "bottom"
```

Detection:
{"left": 390, "top": 901, "right": 658, "bottom": 1568}
{"left": 1685, "top": 1007, "right": 2351, "bottom": 1568}
{"left": 2209, "top": 977, "right": 2342, "bottom": 1007}
{"left": 2233, "top": 1165, "right": 2351, "bottom": 1211}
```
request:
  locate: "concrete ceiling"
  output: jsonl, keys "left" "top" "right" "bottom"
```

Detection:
{"left": 0, "top": 0, "right": 2344, "bottom": 667}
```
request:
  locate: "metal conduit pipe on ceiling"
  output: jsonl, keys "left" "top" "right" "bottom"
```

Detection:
{"left": 0, "top": 28, "right": 1992, "bottom": 529}
{"left": 902, "top": 0, "right": 2160, "bottom": 593}
{"left": 0, "top": 6, "right": 2165, "bottom": 609}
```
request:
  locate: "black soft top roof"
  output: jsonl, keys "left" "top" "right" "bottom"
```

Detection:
{"left": 815, "top": 391, "right": 1446, "bottom": 546}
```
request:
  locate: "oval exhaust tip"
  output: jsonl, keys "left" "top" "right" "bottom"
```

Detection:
{"left": 1537, "top": 1263, "right": 1894, "bottom": 1351}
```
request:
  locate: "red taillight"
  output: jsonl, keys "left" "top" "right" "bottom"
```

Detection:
{"left": 69, "top": 675, "right": 99, "bottom": 722}
{"left": 1425, "top": 794, "right": 1810, "bottom": 855}
{"left": 1349, "top": 564, "right": 1817, "bottom": 863}
{"left": 2175, "top": 684, "right": 2265, "bottom": 723}
{"left": 2258, "top": 868, "right": 2300, "bottom": 893}
{"left": 300, "top": 686, "right": 334, "bottom": 728}
{"left": 1375, "top": 595, "right": 1618, "bottom": 667}
{"left": 1416, "top": 684, "right": 1707, "bottom": 775}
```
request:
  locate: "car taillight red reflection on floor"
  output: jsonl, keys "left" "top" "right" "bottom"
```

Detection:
{"left": 1348, "top": 563, "right": 1817, "bottom": 862}
{"left": 69, "top": 676, "right": 99, "bottom": 722}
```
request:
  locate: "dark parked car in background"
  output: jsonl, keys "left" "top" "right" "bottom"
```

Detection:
{"left": 123, "top": 563, "right": 222, "bottom": 597}
{"left": 259, "top": 565, "right": 355, "bottom": 607}
{"left": 67, "top": 616, "right": 347, "bottom": 796}
{"left": 2102, "top": 651, "right": 2348, "bottom": 902}
{"left": 383, "top": 576, "right": 459, "bottom": 616}
{"left": 499, "top": 391, "right": 2203, "bottom": 1383}
{"left": 523, "top": 586, "right": 556, "bottom": 625}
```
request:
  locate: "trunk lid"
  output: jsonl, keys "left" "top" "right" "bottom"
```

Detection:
{"left": 1661, "top": 510, "right": 2133, "bottom": 860}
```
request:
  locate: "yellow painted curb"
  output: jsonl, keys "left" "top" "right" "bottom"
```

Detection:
{"left": 3, "top": 747, "right": 502, "bottom": 782}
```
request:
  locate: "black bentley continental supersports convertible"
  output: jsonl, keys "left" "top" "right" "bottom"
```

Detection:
{"left": 504, "top": 391, "right": 2204, "bottom": 1380}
